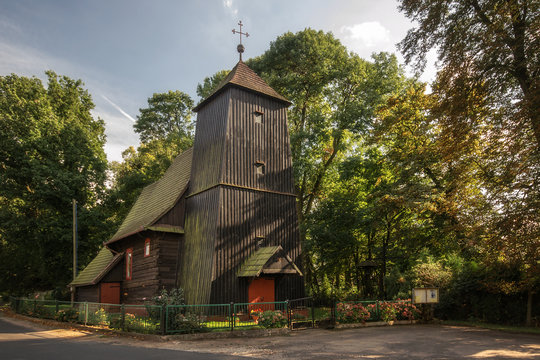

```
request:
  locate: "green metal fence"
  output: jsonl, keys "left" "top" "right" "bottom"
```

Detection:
{"left": 10, "top": 297, "right": 290, "bottom": 334}
{"left": 10, "top": 297, "right": 419, "bottom": 333}
{"left": 10, "top": 298, "right": 162, "bottom": 334}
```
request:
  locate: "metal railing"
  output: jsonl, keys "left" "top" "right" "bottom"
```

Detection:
{"left": 10, "top": 297, "right": 419, "bottom": 334}
{"left": 10, "top": 297, "right": 290, "bottom": 334}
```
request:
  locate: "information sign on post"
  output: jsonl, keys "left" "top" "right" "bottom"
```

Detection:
{"left": 412, "top": 288, "right": 439, "bottom": 304}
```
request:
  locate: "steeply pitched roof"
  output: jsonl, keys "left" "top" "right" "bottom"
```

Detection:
{"left": 193, "top": 61, "right": 291, "bottom": 112}
{"left": 70, "top": 248, "right": 123, "bottom": 287}
{"left": 237, "top": 246, "right": 302, "bottom": 277}
{"left": 107, "top": 147, "right": 193, "bottom": 244}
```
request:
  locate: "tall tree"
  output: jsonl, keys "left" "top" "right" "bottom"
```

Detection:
{"left": 0, "top": 72, "right": 108, "bottom": 295}
{"left": 196, "top": 70, "right": 229, "bottom": 100}
{"left": 399, "top": 0, "right": 540, "bottom": 325}
{"left": 399, "top": 0, "right": 539, "bottom": 149}
{"left": 134, "top": 90, "right": 194, "bottom": 143}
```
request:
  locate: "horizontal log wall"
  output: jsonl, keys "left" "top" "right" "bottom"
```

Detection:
{"left": 76, "top": 285, "right": 99, "bottom": 303}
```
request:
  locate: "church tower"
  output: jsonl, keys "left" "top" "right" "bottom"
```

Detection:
{"left": 180, "top": 26, "right": 304, "bottom": 304}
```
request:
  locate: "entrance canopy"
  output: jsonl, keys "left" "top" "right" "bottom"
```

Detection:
{"left": 237, "top": 246, "right": 302, "bottom": 278}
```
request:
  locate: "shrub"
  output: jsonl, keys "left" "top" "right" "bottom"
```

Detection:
{"left": 93, "top": 308, "right": 109, "bottom": 326}
{"left": 55, "top": 308, "right": 79, "bottom": 322}
{"left": 257, "top": 310, "right": 287, "bottom": 328}
{"left": 336, "top": 302, "right": 371, "bottom": 324}
{"left": 173, "top": 312, "right": 208, "bottom": 333}
{"left": 380, "top": 302, "right": 397, "bottom": 322}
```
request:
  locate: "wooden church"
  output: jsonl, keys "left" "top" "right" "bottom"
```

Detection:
{"left": 71, "top": 36, "right": 304, "bottom": 305}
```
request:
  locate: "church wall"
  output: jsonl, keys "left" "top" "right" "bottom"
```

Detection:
{"left": 156, "top": 195, "right": 186, "bottom": 227}
{"left": 109, "top": 232, "right": 160, "bottom": 304}
{"left": 75, "top": 285, "right": 99, "bottom": 303}
{"left": 224, "top": 88, "right": 295, "bottom": 194}
{"left": 180, "top": 187, "right": 221, "bottom": 304}
{"left": 157, "top": 233, "right": 183, "bottom": 289}
{"left": 189, "top": 91, "right": 230, "bottom": 195}
{"left": 210, "top": 186, "right": 304, "bottom": 304}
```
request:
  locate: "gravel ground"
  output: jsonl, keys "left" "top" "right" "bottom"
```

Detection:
{"left": 1, "top": 313, "right": 539, "bottom": 359}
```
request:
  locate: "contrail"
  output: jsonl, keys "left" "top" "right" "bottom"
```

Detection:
{"left": 101, "top": 94, "right": 136, "bottom": 122}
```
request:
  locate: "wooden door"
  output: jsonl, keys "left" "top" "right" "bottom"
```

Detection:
{"left": 100, "top": 282, "right": 121, "bottom": 304}
{"left": 248, "top": 278, "right": 275, "bottom": 308}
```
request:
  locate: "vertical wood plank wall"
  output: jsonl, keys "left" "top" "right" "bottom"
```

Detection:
{"left": 182, "top": 85, "right": 304, "bottom": 304}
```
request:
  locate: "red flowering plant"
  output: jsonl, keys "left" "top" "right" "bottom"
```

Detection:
{"left": 336, "top": 302, "right": 371, "bottom": 324}
{"left": 379, "top": 302, "right": 398, "bottom": 322}
{"left": 393, "top": 299, "right": 419, "bottom": 320}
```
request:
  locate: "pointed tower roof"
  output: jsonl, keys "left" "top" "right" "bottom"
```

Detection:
{"left": 193, "top": 61, "right": 291, "bottom": 112}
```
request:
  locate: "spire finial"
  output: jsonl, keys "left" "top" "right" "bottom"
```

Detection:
{"left": 232, "top": 20, "right": 249, "bottom": 61}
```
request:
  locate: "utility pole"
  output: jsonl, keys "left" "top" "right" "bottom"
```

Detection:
{"left": 71, "top": 199, "right": 78, "bottom": 303}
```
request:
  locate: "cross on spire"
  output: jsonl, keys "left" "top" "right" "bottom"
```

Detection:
{"left": 232, "top": 21, "right": 249, "bottom": 61}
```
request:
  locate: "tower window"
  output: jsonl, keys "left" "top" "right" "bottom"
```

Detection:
{"left": 255, "top": 161, "right": 265, "bottom": 175}
{"left": 254, "top": 111, "right": 263, "bottom": 124}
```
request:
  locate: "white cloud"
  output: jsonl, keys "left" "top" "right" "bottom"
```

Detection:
{"left": 223, "top": 0, "right": 238, "bottom": 16}
{"left": 340, "top": 21, "right": 391, "bottom": 48}
{"left": 0, "top": 39, "right": 139, "bottom": 162}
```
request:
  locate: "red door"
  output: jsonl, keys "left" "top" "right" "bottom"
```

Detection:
{"left": 100, "top": 283, "right": 121, "bottom": 304}
{"left": 249, "top": 278, "right": 275, "bottom": 310}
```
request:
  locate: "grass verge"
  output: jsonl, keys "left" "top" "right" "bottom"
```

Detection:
{"left": 442, "top": 320, "right": 540, "bottom": 335}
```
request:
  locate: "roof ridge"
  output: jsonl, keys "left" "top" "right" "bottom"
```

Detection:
{"left": 193, "top": 61, "right": 290, "bottom": 112}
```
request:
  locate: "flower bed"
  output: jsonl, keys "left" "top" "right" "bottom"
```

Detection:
{"left": 336, "top": 299, "right": 419, "bottom": 324}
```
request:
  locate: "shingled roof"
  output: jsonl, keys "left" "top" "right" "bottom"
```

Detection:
{"left": 237, "top": 246, "right": 302, "bottom": 277}
{"left": 193, "top": 61, "right": 291, "bottom": 112}
{"left": 70, "top": 247, "right": 123, "bottom": 287}
{"left": 107, "top": 147, "right": 193, "bottom": 244}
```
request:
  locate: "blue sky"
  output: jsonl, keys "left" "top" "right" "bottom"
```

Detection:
{"left": 0, "top": 0, "right": 436, "bottom": 162}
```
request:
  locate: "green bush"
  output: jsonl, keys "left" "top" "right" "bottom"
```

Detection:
{"left": 55, "top": 308, "right": 79, "bottom": 322}
{"left": 173, "top": 312, "right": 208, "bottom": 333}
{"left": 257, "top": 310, "right": 287, "bottom": 328}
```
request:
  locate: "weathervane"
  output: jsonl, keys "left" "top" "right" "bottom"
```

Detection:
{"left": 232, "top": 20, "right": 249, "bottom": 61}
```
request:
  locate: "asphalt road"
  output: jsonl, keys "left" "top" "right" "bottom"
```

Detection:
{"left": 0, "top": 316, "right": 244, "bottom": 360}
{"left": 1, "top": 314, "right": 539, "bottom": 359}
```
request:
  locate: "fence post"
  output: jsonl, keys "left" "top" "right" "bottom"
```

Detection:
{"left": 84, "top": 302, "right": 88, "bottom": 325}
{"left": 376, "top": 301, "right": 380, "bottom": 321}
{"left": 55, "top": 300, "right": 59, "bottom": 315}
{"left": 229, "top": 302, "right": 234, "bottom": 331}
{"left": 285, "top": 300, "right": 290, "bottom": 328}
{"left": 121, "top": 304, "right": 126, "bottom": 332}
{"left": 160, "top": 305, "right": 166, "bottom": 335}
{"left": 33, "top": 299, "right": 37, "bottom": 314}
